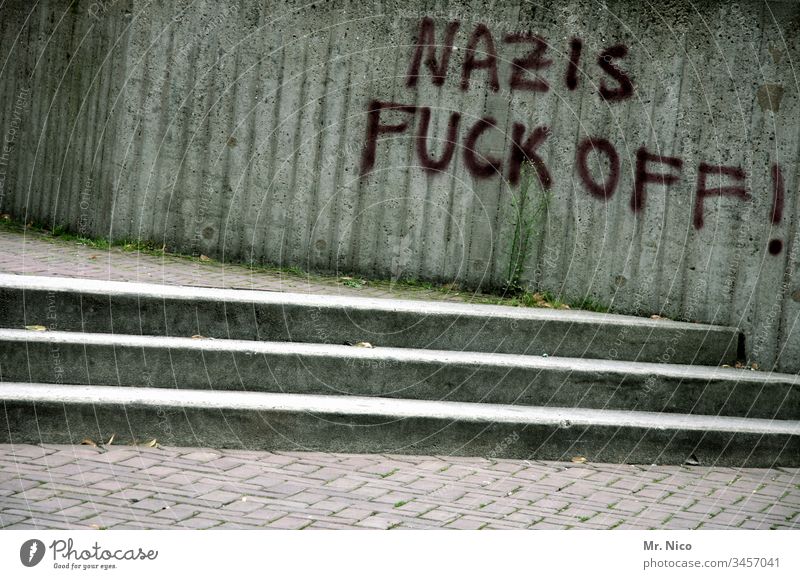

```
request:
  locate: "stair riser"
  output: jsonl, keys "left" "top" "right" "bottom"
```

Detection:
{"left": 1, "top": 399, "right": 795, "bottom": 467}
{"left": 0, "top": 286, "right": 741, "bottom": 365}
{"left": 3, "top": 340, "right": 793, "bottom": 419}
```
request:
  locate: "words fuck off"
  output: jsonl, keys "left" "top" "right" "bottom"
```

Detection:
{"left": 359, "top": 18, "right": 787, "bottom": 252}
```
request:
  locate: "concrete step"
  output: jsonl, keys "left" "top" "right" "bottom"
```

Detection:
{"left": 1, "top": 329, "right": 795, "bottom": 419}
{"left": 0, "top": 274, "right": 742, "bottom": 365}
{"left": 1, "top": 382, "right": 796, "bottom": 467}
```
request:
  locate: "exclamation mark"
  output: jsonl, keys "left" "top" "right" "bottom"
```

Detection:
{"left": 768, "top": 163, "right": 784, "bottom": 255}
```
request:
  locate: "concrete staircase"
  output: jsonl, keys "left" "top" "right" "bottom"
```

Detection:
{"left": 1, "top": 274, "right": 797, "bottom": 466}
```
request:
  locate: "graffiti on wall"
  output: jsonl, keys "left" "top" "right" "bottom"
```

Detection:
{"left": 360, "top": 18, "right": 787, "bottom": 254}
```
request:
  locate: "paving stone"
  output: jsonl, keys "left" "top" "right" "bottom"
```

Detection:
{"left": 0, "top": 513, "right": 27, "bottom": 527}
{"left": 287, "top": 492, "right": 331, "bottom": 506}
{"left": 581, "top": 513, "right": 626, "bottom": 528}
{"left": 560, "top": 507, "right": 601, "bottom": 521}
{"left": 212, "top": 522, "right": 267, "bottom": 530}
{"left": 197, "top": 490, "right": 241, "bottom": 505}
{"left": 608, "top": 499, "right": 646, "bottom": 514}
{"left": 220, "top": 499, "right": 264, "bottom": 514}
{"left": 181, "top": 451, "right": 221, "bottom": 462}
{"left": 737, "top": 518, "right": 774, "bottom": 529}
{"left": 264, "top": 482, "right": 307, "bottom": 497}
{"left": 29, "top": 497, "right": 85, "bottom": 513}
{"left": 266, "top": 516, "right": 313, "bottom": 529}
{"left": 530, "top": 521, "right": 571, "bottom": 529}
{"left": 149, "top": 505, "right": 201, "bottom": 522}
{"left": 282, "top": 462, "right": 322, "bottom": 474}
{"left": 323, "top": 478, "right": 365, "bottom": 492}
{"left": 356, "top": 515, "right": 403, "bottom": 529}
{"left": 107, "top": 489, "right": 154, "bottom": 502}
{"left": 243, "top": 475, "right": 289, "bottom": 489}
{"left": 122, "top": 498, "right": 176, "bottom": 512}
{"left": 531, "top": 497, "right": 571, "bottom": 512}
{"left": 325, "top": 487, "right": 387, "bottom": 505}
{"left": 225, "top": 465, "right": 268, "bottom": 479}
{"left": 4, "top": 445, "right": 55, "bottom": 459}
{"left": 303, "top": 467, "right": 351, "bottom": 482}
{"left": 635, "top": 504, "right": 678, "bottom": 521}
{"left": 418, "top": 509, "right": 458, "bottom": 523}
{"left": 91, "top": 479, "right": 131, "bottom": 492}
{"left": 242, "top": 508, "right": 289, "bottom": 524}
{"left": 80, "top": 515, "right": 129, "bottom": 528}
{"left": 613, "top": 522, "right": 653, "bottom": 530}
{"left": 309, "top": 499, "right": 351, "bottom": 514}
{"left": 11, "top": 487, "right": 57, "bottom": 501}
{"left": 306, "top": 521, "right": 361, "bottom": 529}
{"left": 0, "top": 478, "right": 41, "bottom": 493}
{"left": 503, "top": 511, "right": 543, "bottom": 526}
{"left": 334, "top": 507, "right": 375, "bottom": 521}
{"left": 176, "top": 517, "right": 223, "bottom": 529}
{"left": 205, "top": 457, "right": 249, "bottom": 471}
{"left": 707, "top": 511, "right": 749, "bottom": 527}
{"left": 445, "top": 517, "right": 489, "bottom": 529}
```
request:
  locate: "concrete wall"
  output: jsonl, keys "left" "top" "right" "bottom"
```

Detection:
{"left": 1, "top": 0, "right": 799, "bottom": 372}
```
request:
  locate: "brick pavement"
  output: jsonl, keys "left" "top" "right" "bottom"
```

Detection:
{"left": 1, "top": 225, "right": 798, "bottom": 530}
{"left": 1, "top": 444, "right": 798, "bottom": 530}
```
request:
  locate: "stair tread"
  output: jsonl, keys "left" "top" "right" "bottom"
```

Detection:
{"left": 1, "top": 328, "right": 792, "bottom": 383}
{"left": 0, "top": 273, "right": 736, "bottom": 331}
{"left": 2, "top": 382, "right": 797, "bottom": 435}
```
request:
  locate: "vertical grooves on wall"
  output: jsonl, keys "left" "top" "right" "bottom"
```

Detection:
{"left": 126, "top": 16, "right": 153, "bottom": 241}
{"left": 40, "top": 11, "right": 64, "bottom": 226}
{"left": 259, "top": 41, "right": 286, "bottom": 265}
{"left": 347, "top": 59, "right": 377, "bottom": 274}
{"left": 153, "top": 22, "right": 177, "bottom": 246}
{"left": 86, "top": 15, "right": 109, "bottom": 237}
{"left": 54, "top": 13, "right": 81, "bottom": 228}
{"left": 12, "top": 6, "right": 36, "bottom": 219}
{"left": 326, "top": 46, "right": 353, "bottom": 272}
{"left": 653, "top": 39, "right": 689, "bottom": 317}
{"left": 23, "top": 7, "right": 42, "bottom": 221}
{"left": 93, "top": 10, "right": 119, "bottom": 237}
{"left": 220, "top": 47, "right": 242, "bottom": 261}
{"left": 104, "top": 6, "right": 133, "bottom": 238}
{"left": 176, "top": 39, "right": 200, "bottom": 254}
{"left": 68, "top": 14, "right": 96, "bottom": 231}
{"left": 238, "top": 6, "right": 266, "bottom": 262}
{"left": 306, "top": 30, "right": 334, "bottom": 271}
{"left": 281, "top": 42, "right": 310, "bottom": 264}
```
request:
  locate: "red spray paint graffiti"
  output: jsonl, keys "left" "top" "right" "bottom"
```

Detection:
{"left": 360, "top": 18, "right": 789, "bottom": 255}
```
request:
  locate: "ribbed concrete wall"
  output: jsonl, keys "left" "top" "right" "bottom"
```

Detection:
{"left": 1, "top": 0, "right": 799, "bottom": 372}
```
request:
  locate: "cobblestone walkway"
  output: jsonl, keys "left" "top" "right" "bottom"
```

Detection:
{"left": 2, "top": 444, "right": 798, "bottom": 530}
{"left": 1, "top": 227, "right": 798, "bottom": 530}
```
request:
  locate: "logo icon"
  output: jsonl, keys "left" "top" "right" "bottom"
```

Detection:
{"left": 20, "top": 539, "right": 45, "bottom": 567}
